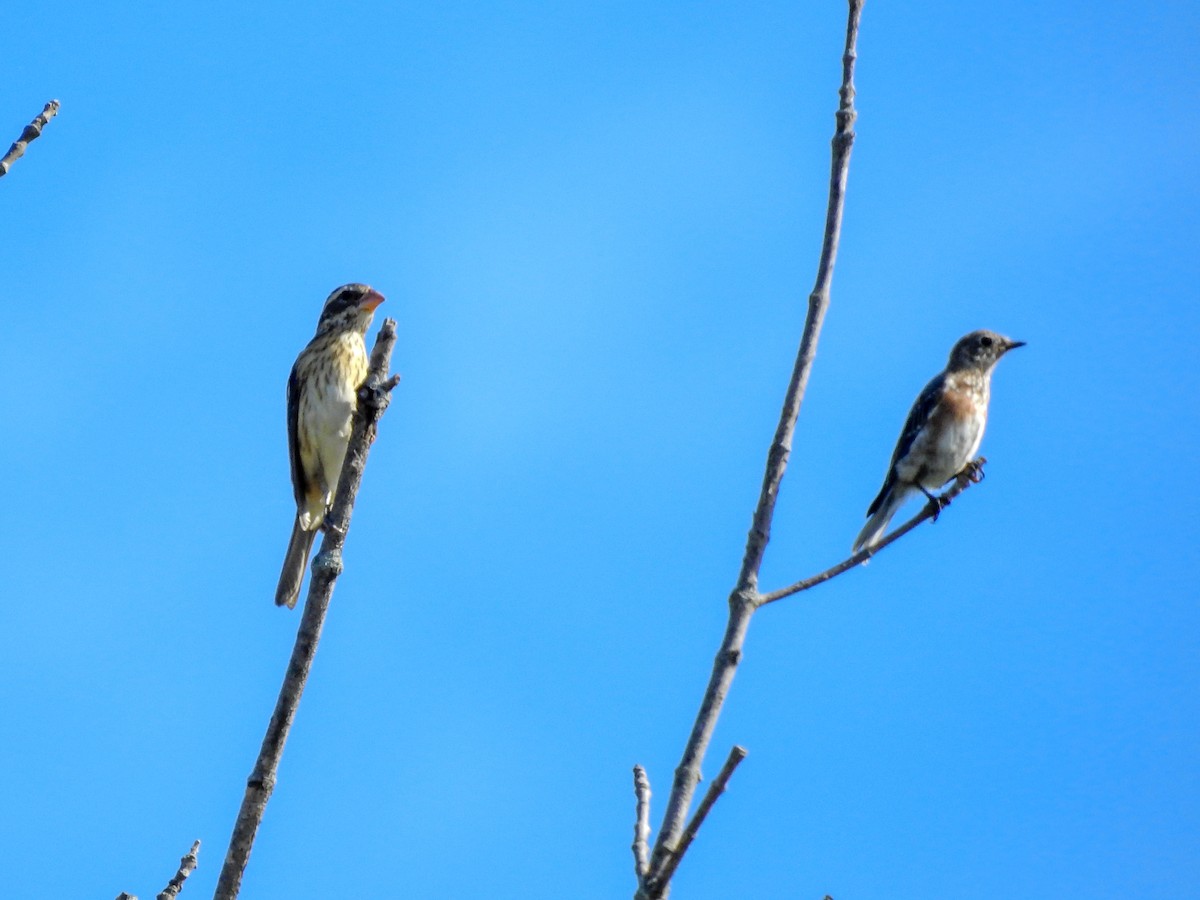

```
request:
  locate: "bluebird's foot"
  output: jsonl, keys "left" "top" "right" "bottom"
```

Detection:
{"left": 918, "top": 485, "right": 949, "bottom": 521}
{"left": 964, "top": 457, "right": 987, "bottom": 484}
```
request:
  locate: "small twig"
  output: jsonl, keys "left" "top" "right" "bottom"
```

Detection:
{"left": 158, "top": 840, "right": 201, "bottom": 900}
{"left": 646, "top": 746, "right": 748, "bottom": 894}
{"left": 0, "top": 100, "right": 60, "bottom": 178}
{"left": 758, "top": 458, "right": 987, "bottom": 606}
{"left": 213, "top": 319, "right": 401, "bottom": 900}
{"left": 632, "top": 766, "right": 652, "bottom": 880}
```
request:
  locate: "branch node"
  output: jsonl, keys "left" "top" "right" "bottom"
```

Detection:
{"left": 312, "top": 547, "right": 345, "bottom": 578}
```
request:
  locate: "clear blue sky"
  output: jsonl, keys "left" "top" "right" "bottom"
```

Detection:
{"left": 3, "top": 2, "right": 1198, "bottom": 897}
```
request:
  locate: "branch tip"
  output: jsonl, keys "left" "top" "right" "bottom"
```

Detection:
{"left": 0, "top": 100, "right": 61, "bottom": 178}
{"left": 632, "top": 765, "right": 652, "bottom": 880}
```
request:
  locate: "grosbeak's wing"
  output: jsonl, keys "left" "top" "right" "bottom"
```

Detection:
{"left": 286, "top": 361, "right": 306, "bottom": 509}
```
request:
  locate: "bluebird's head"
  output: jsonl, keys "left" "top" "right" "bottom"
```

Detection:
{"left": 947, "top": 330, "right": 1024, "bottom": 373}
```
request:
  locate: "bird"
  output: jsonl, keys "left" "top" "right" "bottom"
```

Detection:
{"left": 275, "top": 283, "right": 385, "bottom": 608}
{"left": 852, "top": 329, "right": 1024, "bottom": 554}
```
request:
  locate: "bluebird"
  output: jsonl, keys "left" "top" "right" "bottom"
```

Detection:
{"left": 852, "top": 330, "right": 1024, "bottom": 553}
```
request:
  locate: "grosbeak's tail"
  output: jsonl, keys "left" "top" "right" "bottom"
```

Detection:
{"left": 276, "top": 516, "right": 317, "bottom": 609}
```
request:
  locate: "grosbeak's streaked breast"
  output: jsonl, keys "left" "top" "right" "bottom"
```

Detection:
{"left": 275, "top": 283, "right": 385, "bottom": 608}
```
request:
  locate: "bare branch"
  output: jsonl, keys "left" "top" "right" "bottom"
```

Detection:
{"left": 646, "top": 746, "right": 747, "bottom": 894}
{"left": 157, "top": 841, "right": 201, "bottom": 900}
{"left": 0, "top": 100, "right": 60, "bottom": 179}
{"left": 213, "top": 319, "right": 401, "bottom": 900}
{"left": 639, "top": 6, "right": 865, "bottom": 895}
{"left": 632, "top": 766, "right": 652, "bottom": 880}
{"left": 758, "top": 458, "right": 987, "bottom": 606}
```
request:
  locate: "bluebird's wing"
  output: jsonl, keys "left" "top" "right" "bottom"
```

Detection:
{"left": 866, "top": 371, "right": 945, "bottom": 516}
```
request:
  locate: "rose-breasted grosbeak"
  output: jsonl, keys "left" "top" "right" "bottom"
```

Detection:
{"left": 275, "top": 283, "right": 385, "bottom": 608}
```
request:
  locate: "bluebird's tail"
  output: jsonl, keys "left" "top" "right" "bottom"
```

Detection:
{"left": 276, "top": 516, "right": 317, "bottom": 609}
{"left": 852, "top": 483, "right": 914, "bottom": 554}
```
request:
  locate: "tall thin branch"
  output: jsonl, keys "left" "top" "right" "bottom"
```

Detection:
{"left": 213, "top": 320, "right": 401, "bottom": 900}
{"left": 638, "top": 6, "right": 864, "bottom": 897}
{"left": 0, "top": 100, "right": 60, "bottom": 178}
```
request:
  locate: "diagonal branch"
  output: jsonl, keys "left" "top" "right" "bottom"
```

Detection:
{"left": 758, "top": 459, "right": 987, "bottom": 606}
{"left": 638, "top": 6, "right": 864, "bottom": 896}
{"left": 213, "top": 320, "right": 401, "bottom": 900}
{"left": 0, "top": 100, "right": 60, "bottom": 178}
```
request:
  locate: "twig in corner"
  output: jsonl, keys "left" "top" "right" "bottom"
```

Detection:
{"left": 157, "top": 840, "right": 200, "bottom": 900}
{"left": 0, "top": 100, "right": 60, "bottom": 178}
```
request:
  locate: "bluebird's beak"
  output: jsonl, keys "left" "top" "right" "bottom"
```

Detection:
{"left": 1005, "top": 339, "right": 1026, "bottom": 351}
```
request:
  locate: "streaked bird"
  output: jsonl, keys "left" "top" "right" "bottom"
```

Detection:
{"left": 852, "top": 330, "right": 1024, "bottom": 554}
{"left": 276, "top": 283, "right": 385, "bottom": 608}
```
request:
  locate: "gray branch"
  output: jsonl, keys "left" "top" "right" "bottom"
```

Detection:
{"left": 635, "top": 3, "right": 864, "bottom": 897}
{"left": 0, "top": 100, "right": 60, "bottom": 179}
{"left": 114, "top": 839, "right": 201, "bottom": 900}
{"left": 632, "top": 766, "right": 652, "bottom": 879}
{"left": 647, "top": 746, "right": 747, "bottom": 895}
{"left": 212, "top": 320, "right": 402, "bottom": 900}
{"left": 158, "top": 840, "right": 201, "bottom": 900}
{"left": 759, "top": 459, "right": 987, "bottom": 605}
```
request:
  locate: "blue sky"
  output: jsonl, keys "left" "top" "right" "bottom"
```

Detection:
{"left": 2, "top": 1, "right": 1198, "bottom": 897}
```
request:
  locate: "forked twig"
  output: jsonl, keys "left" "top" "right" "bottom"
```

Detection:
{"left": 645, "top": 746, "right": 748, "bottom": 894}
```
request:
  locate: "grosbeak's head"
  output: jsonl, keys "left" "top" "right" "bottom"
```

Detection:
{"left": 315, "top": 283, "right": 385, "bottom": 336}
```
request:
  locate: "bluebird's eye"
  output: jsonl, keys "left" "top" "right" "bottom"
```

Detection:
{"left": 979, "top": 335, "right": 993, "bottom": 348}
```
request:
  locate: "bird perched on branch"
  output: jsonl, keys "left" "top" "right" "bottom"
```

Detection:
{"left": 276, "top": 284, "right": 385, "bottom": 608}
{"left": 852, "top": 329, "right": 1024, "bottom": 554}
